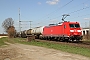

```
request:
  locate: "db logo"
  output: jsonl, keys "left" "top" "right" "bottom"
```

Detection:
{"left": 74, "top": 30, "right": 77, "bottom": 32}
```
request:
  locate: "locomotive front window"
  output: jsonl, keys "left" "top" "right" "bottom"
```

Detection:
{"left": 69, "top": 24, "right": 80, "bottom": 28}
{"left": 69, "top": 24, "right": 74, "bottom": 28}
{"left": 75, "top": 24, "right": 80, "bottom": 28}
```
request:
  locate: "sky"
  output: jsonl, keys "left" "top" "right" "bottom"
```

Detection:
{"left": 0, "top": 0, "right": 90, "bottom": 34}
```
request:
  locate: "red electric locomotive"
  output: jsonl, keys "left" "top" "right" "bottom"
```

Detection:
{"left": 42, "top": 21, "right": 82, "bottom": 41}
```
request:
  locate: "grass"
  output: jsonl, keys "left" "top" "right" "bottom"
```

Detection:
{"left": 0, "top": 37, "right": 20, "bottom": 46}
{"left": 0, "top": 37, "right": 90, "bottom": 57}
{"left": 0, "top": 37, "right": 7, "bottom": 46}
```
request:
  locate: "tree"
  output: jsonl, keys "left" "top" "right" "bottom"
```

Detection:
{"left": 2, "top": 18, "right": 14, "bottom": 32}
{"left": 7, "top": 26, "right": 16, "bottom": 38}
{"left": 2, "top": 18, "right": 16, "bottom": 38}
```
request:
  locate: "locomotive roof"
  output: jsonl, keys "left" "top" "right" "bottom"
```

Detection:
{"left": 68, "top": 22, "right": 79, "bottom": 24}
{"left": 45, "top": 21, "right": 79, "bottom": 27}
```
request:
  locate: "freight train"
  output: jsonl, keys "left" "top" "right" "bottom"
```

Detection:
{"left": 17, "top": 21, "right": 83, "bottom": 42}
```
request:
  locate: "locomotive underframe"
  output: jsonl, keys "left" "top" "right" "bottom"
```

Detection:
{"left": 39, "top": 34, "right": 83, "bottom": 42}
{"left": 69, "top": 35, "right": 83, "bottom": 41}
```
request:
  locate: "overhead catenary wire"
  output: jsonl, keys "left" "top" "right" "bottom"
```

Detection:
{"left": 47, "top": 0, "right": 74, "bottom": 15}
{"left": 68, "top": 6, "right": 90, "bottom": 14}
{"left": 48, "top": 5, "right": 90, "bottom": 21}
{"left": 68, "top": 14, "right": 90, "bottom": 20}
{"left": 44, "top": 0, "right": 90, "bottom": 22}
{"left": 38, "top": 0, "right": 74, "bottom": 21}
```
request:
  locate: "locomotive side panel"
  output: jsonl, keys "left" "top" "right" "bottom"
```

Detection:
{"left": 43, "top": 26, "right": 51, "bottom": 36}
{"left": 62, "top": 22, "right": 70, "bottom": 37}
{"left": 51, "top": 25, "right": 63, "bottom": 36}
{"left": 43, "top": 23, "right": 65, "bottom": 36}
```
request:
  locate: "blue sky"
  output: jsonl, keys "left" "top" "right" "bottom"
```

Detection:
{"left": 0, "top": 0, "right": 90, "bottom": 33}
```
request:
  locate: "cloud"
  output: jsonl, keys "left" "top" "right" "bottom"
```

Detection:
{"left": 46, "top": 0, "right": 59, "bottom": 5}
{"left": 83, "top": 4, "right": 88, "bottom": 7}
{"left": 49, "top": 19, "right": 59, "bottom": 23}
{"left": 84, "top": 18, "right": 90, "bottom": 20}
{"left": 38, "top": 2, "right": 41, "bottom": 5}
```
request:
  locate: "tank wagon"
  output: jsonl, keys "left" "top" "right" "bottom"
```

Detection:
{"left": 20, "top": 26, "right": 44, "bottom": 38}
{"left": 31, "top": 26, "right": 45, "bottom": 38}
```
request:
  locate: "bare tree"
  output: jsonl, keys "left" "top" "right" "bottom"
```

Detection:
{"left": 2, "top": 18, "right": 16, "bottom": 38}
{"left": 2, "top": 18, "right": 14, "bottom": 32}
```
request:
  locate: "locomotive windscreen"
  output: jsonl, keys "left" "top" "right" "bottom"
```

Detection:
{"left": 69, "top": 24, "right": 80, "bottom": 28}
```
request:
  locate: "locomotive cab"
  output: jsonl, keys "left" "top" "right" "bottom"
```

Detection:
{"left": 68, "top": 22, "right": 82, "bottom": 41}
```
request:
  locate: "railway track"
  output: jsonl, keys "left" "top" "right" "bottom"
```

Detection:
{"left": 35, "top": 39, "right": 90, "bottom": 49}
